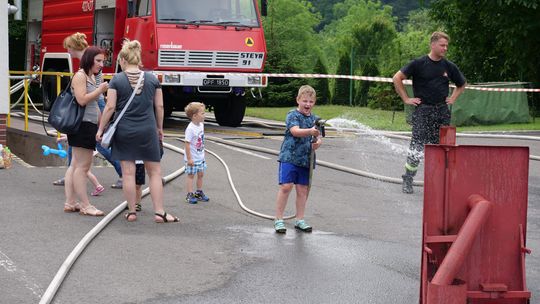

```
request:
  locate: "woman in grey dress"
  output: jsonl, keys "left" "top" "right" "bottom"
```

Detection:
{"left": 97, "top": 40, "right": 178, "bottom": 223}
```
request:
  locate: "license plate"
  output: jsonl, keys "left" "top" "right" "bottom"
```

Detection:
{"left": 203, "top": 79, "right": 229, "bottom": 86}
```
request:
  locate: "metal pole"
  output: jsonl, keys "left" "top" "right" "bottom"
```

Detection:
{"left": 24, "top": 78, "right": 28, "bottom": 131}
{"left": 349, "top": 46, "right": 354, "bottom": 106}
{"left": 431, "top": 194, "right": 492, "bottom": 285}
{"left": 14, "top": 0, "right": 22, "bottom": 20}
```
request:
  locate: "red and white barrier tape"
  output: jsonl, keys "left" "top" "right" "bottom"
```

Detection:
{"left": 254, "top": 73, "right": 540, "bottom": 92}
{"left": 106, "top": 72, "right": 540, "bottom": 93}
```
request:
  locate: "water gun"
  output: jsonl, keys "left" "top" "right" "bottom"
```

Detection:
{"left": 42, "top": 143, "right": 67, "bottom": 158}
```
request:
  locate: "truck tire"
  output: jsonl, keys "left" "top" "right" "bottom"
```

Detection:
{"left": 162, "top": 88, "right": 177, "bottom": 117}
{"left": 214, "top": 95, "right": 246, "bottom": 127}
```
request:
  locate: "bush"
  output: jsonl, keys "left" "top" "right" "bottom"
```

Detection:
{"left": 367, "top": 83, "right": 402, "bottom": 111}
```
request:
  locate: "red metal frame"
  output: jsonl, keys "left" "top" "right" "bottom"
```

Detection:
{"left": 420, "top": 129, "right": 531, "bottom": 303}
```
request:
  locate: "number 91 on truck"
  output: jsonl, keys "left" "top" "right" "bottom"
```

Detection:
{"left": 27, "top": 0, "right": 269, "bottom": 127}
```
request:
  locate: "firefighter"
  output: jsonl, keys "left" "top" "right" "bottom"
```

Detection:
{"left": 393, "top": 31, "right": 466, "bottom": 194}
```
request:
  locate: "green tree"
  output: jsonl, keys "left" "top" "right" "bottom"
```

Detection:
{"left": 308, "top": 0, "right": 342, "bottom": 31}
{"left": 351, "top": 16, "right": 397, "bottom": 106}
{"left": 333, "top": 51, "right": 352, "bottom": 105}
{"left": 320, "top": 0, "right": 397, "bottom": 106}
{"left": 429, "top": 0, "right": 540, "bottom": 84}
{"left": 261, "top": 0, "right": 322, "bottom": 106}
{"left": 310, "top": 55, "right": 331, "bottom": 104}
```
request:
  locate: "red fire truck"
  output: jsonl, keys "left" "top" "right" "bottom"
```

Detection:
{"left": 26, "top": 0, "right": 268, "bottom": 126}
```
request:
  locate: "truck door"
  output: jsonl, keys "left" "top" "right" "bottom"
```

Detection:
{"left": 125, "top": 0, "right": 157, "bottom": 68}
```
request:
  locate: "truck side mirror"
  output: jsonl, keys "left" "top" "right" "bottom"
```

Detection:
{"left": 261, "top": 0, "right": 267, "bottom": 16}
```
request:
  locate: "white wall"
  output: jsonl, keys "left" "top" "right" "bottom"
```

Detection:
{"left": 1, "top": 0, "right": 10, "bottom": 114}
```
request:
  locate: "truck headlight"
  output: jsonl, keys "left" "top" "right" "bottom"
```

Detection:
{"left": 164, "top": 74, "right": 181, "bottom": 83}
{"left": 247, "top": 76, "right": 262, "bottom": 85}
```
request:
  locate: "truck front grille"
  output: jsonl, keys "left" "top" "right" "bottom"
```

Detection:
{"left": 159, "top": 50, "right": 260, "bottom": 69}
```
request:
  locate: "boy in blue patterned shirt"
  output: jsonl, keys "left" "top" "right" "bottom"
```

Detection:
{"left": 274, "top": 85, "right": 322, "bottom": 233}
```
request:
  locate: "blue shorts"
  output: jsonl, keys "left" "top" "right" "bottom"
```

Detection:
{"left": 185, "top": 160, "right": 207, "bottom": 175}
{"left": 278, "top": 162, "right": 309, "bottom": 185}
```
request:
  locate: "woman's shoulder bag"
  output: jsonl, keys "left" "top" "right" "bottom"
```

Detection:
{"left": 47, "top": 77, "right": 85, "bottom": 134}
{"left": 101, "top": 71, "right": 144, "bottom": 149}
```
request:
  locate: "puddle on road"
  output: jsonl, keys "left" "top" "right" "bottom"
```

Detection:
{"left": 144, "top": 224, "right": 420, "bottom": 303}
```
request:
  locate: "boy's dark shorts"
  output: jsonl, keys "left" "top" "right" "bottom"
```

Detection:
{"left": 135, "top": 163, "right": 145, "bottom": 185}
{"left": 278, "top": 162, "right": 309, "bottom": 185}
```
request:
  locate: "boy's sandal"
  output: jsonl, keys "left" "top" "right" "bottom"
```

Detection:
{"left": 53, "top": 179, "right": 65, "bottom": 186}
{"left": 274, "top": 219, "right": 286, "bottom": 233}
{"left": 90, "top": 185, "right": 105, "bottom": 196}
{"left": 64, "top": 202, "right": 81, "bottom": 213}
{"left": 294, "top": 220, "right": 312, "bottom": 232}
{"left": 125, "top": 212, "right": 137, "bottom": 222}
{"left": 79, "top": 205, "right": 105, "bottom": 216}
{"left": 154, "top": 212, "right": 179, "bottom": 223}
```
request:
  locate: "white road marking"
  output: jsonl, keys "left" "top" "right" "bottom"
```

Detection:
{"left": 0, "top": 249, "right": 44, "bottom": 299}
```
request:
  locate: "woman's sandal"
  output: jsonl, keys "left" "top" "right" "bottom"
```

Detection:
{"left": 124, "top": 203, "right": 141, "bottom": 212}
{"left": 154, "top": 212, "right": 179, "bottom": 223}
{"left": 79, "top": 205, "right": 105, "bottom": 216}
{"left": 64, "top": 202, "right": 81, "bottom": 213}
{"left": 125, "top": 212, "right": 137, "bottom": 222}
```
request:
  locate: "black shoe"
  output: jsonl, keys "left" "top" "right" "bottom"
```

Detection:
{"left": 402, "top": 175, "right": 414, "bottom": 194}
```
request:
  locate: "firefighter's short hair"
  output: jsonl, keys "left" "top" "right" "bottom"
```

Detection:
{"left": 430, "top": 31, "right": 450, "bottom": 44}
{"left": 185, "top": 102, "right": 206, "bottom": 119}
{"left": 119, "top": 39, "right": 142, "bottom": 66}
{"left": 297, "top": 85, "right": 316, "bottom": 99}
{"left": 63, "top": 32, "right": 89, "bottom": 51}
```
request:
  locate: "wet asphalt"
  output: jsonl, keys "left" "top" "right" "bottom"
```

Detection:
{"left": 1, "top": 116, "right": 539, "bottom": 304}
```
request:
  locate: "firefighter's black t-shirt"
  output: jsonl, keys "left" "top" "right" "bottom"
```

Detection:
{"left": 401, "top": 55, "right": 466, "bottom": 105}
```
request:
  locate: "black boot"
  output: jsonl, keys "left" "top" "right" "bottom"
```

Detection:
{"left": 402, "top": 174, "right": 414, "bottom": 194}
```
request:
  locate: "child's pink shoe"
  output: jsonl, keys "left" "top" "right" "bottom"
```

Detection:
{"left": 91, "top": 185, "right": 105, "bottom": 196}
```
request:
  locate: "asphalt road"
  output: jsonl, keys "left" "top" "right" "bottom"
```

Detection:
{"left": 1, "top": 117, "right": 539, "bottom": 304}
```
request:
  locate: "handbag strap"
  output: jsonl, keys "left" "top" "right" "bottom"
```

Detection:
{"left": 110, "top": 71, "right": 144, "bottom": 129}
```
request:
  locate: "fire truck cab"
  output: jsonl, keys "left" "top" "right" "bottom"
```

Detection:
{"left": 27, "top": 0, "right": 268, "bottom": 126}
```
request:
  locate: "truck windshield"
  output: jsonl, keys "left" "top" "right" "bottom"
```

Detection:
{"left": 156, "top": 0, "right": 260, "bottom": 27}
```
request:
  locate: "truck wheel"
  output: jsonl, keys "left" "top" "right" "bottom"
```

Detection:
{"left": 164, "top": 104, "right": 174, "bottom": 117}
{"left": 41, "top": 75, "right": 57, "bottom": 111}
{"left": 162, "top": 88, "right": 177, "bottom": 117}
{"left": 214, "top": 95, "right": 246, "bottom": 127}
